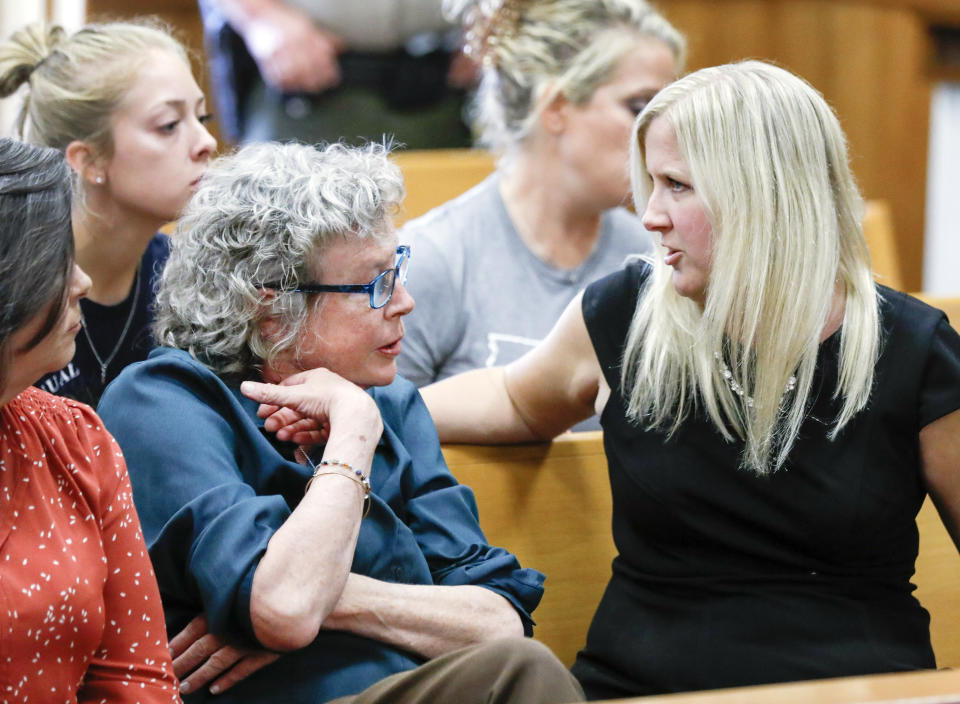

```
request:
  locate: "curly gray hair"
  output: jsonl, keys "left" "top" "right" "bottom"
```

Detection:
{"left": 154, "top": 141, "right": 405, "bottom": 381}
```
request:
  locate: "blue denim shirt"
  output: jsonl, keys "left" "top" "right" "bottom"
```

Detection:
{"left": 100, "top": 347, "right": 544, "bottom": 703}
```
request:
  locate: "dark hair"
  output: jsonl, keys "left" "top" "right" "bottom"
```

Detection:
{"left": 0, "top": 138, "right": 74, "bottom": 382}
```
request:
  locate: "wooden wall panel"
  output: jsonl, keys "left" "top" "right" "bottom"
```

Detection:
{"left": 657, "top": 0, "right": 934, "bottom": 290}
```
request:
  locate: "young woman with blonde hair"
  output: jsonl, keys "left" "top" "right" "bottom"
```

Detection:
{"left": 0, "top": 20, "right": 217, "bottom": 406}
{"left": 423, "top": 60, "right": 960, "bottom": 697}
{"left": 398, "top": 0, "right": 683, "bottom": 433}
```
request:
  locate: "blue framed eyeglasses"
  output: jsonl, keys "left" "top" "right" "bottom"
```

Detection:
{"left": 262, "top": 245, "right": 410, "bottom": 309}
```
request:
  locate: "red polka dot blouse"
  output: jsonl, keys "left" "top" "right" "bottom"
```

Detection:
{"left": 0, "top": 386, "right": 180, "bottom": 703}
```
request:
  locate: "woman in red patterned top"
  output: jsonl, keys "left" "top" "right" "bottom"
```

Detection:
{"left": 0, "top": 138, "right": 181, "bottom": 702}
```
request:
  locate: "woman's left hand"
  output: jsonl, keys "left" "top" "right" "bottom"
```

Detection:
{"left": 169, "top": 614, "right": 281, "bottom": 695}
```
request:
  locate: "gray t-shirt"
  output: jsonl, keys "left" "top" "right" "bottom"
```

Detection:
{"left": 398, "top": 174, "right": 653, "bottom": 430}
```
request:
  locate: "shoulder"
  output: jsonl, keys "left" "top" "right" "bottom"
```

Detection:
{"left": 144, "top": 232, "right": 171, "bottom": 264}
{"left": 12, "top": 387, "right": 122, "bottom": 482}
{"left": 115, "top": 346, "right": 212, "bottom": 382}
{"left": 878, "top": 286, "right": 949, "bottom": 342}
{"left": 581, "top": 258, "right": 650, "bottom": 353}
{"left": 101, "top": 347, "right": 227, "bottom": 411}
{"left": 583, "top": 257, "right": 651, "bottom": 313}
{"left": 142, "top": 232, "right": 172, "bottom": 285}
{"left": 14, "top": 385, "right": 95, "bottom": 426}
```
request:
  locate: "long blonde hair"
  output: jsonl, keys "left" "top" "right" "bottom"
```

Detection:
{"left": 623, "top": 61, "right": 879, "bottom": 475}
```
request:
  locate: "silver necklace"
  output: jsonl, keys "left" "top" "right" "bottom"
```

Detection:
{"left": 82, "top": 264, "right": 141, "bottom": 384}
{"left": 714, "top": 352, "right": 796, "bottom": 408}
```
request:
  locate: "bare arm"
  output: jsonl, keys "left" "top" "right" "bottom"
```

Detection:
{"left": 920, "top": 408, "right": 960, "bottom": 552}
{"left": 323, "top": 573, "right": 522, "bottom": 659}
{"left": 239, "top": 369, "right": 383, "bottom": 652}
{"left": 422, "top": 291, "right": 605, "bottom": 443}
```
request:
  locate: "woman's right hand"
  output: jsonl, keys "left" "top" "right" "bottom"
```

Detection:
{"left": 170, "top": 613, "right": 280, "bottom": 695}
{"left": 241, "top": 368, "right": 383, "bottom": 449}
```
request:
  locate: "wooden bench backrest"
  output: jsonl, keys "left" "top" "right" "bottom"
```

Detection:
{"left": 618, "top": 667, "right": 960, "bottom": 704}
{"left": 863, "top": 200, "right": 905, "bottom": 291}
{"left": 391, "top": 149, "right": 496, "bottom": 226}
{"left": 442, "top": 296, "right": 960, "bottom": 668}
{"left": 442, "top": 432, "right": 613, "bottom": 667}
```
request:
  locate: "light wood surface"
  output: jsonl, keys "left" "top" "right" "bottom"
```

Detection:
{"left": 390, "top": 149, "right": 496, "bottom": 226}
{"left": 442, "top": 432, "right": 614, "bottom": 667}
{"left": 607, "top": 666, "right": 960, "bottom": 704}
{"left": 864, "top": 200, "right": 905, "bottom": 291}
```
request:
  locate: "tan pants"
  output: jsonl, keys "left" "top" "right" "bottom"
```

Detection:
{"left": 328, "top": 639, "right": 584, "bottom": 704}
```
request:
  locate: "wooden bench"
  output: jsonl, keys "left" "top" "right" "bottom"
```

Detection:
{"left": 863, "top": 200, "right": 905, "bottom": 291}
{"left": 442, "top": 433, "right": 613, "bottom": 667}
{"left": 617, "top": 667, "right": 960, "bottom": 704}
{"left": 391, "top": 149, "right": 495, "bottom": 226}
{"left": 441, "top": 295, "right": 960, "bottom": 668}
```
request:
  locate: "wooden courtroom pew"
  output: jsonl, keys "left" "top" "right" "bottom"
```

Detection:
{"left": 864, "top": 200, "right": 905, "bottom": 291}
{"left": 442, "top": 433, "right": 613, "bottom": 668}
{"left": 391, "top": 149, "right": 495, "bottom": 226}
{"left": 614, "top": 667, "right": 960, "bottom": 704}
{"left": 441, "top": 296, "right": 960, "bottom": 668}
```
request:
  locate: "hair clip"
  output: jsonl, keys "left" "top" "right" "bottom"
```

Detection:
{"left": 462, "top": 0, "right": 527, "bottom": 67}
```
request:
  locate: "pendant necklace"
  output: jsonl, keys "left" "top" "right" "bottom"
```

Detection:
{"left": 82, "top": 264, "right": 141, "bottom": 384}
{"left": 714, "top": 352, "right": 797, "bottom": 408}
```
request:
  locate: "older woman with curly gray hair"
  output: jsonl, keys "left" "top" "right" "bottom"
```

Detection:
{"left": 98, "top": 141, "right": 582, "bottom": 704}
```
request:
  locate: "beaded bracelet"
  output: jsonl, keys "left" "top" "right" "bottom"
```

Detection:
{"left": 298, "top": 449, "right": 371, "bottom": 518}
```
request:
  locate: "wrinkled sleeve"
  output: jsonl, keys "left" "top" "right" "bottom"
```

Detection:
{"left": 397, "top": 226, "right": 466, "bottom": 387}
{"left": 919, "top": 315, "right": 960, "bottom": 428}
{"left": 99, "top": 358, "right": 292, "bottom": 647}
{"left": 71, "top": 405, "right": 181, "bottom": 703}
{"left": 380, "top": 381, "right": 545, "bottom": 635}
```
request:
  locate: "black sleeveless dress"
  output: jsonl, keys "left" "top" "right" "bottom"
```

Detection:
{"left": 572, "top": 260, "right": 960, "bottom": 699}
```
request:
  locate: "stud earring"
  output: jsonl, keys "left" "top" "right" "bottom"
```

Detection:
{"left": 95, "top": 176, "right": 104, "bottom": 184}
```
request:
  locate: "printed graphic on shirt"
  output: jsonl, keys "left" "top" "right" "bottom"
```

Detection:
{"left": 37, "top": 362, "right": 80, "bottom": 395}
{"left": 485, "top": 333, "right": 540, "bottom": 367}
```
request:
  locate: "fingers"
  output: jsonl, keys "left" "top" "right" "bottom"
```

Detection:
{"left": 261, "top": 406, "right": 310, "bottom": 432}
{"left": 278, "top": 370, "right": 313, "bottom": 386}
{"left": 169, "top": 613, "right": 209, "bottom": 660}
{"left": 208, "top": 651, "right": 282, "bottom": 695}
{"left": 256, "top": 403, "right": 280, "bottom": 419}
{"left": 242, "top": 380, "right": 304, "bottom": 408}
{"left": 272, "top": 416, "right": 322, "bottom": 441}
{"left": 177, "top": 644, "right": 245, "bottom": 695}
{"left": 167, "top": 613, "right": 282, "bottom": 695}
{"left": 173, "top": 633, "right": 225, "bottom": 679}
{"left": 290, "top": 427, "right": 329, "bottom": 446}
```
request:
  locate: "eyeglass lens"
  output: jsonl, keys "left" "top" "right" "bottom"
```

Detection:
{"left": 374, "top": 250, "right": 410, "bottom": 307}
{"left": 373, "top": 269, "right": 395, "bottom": 307}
